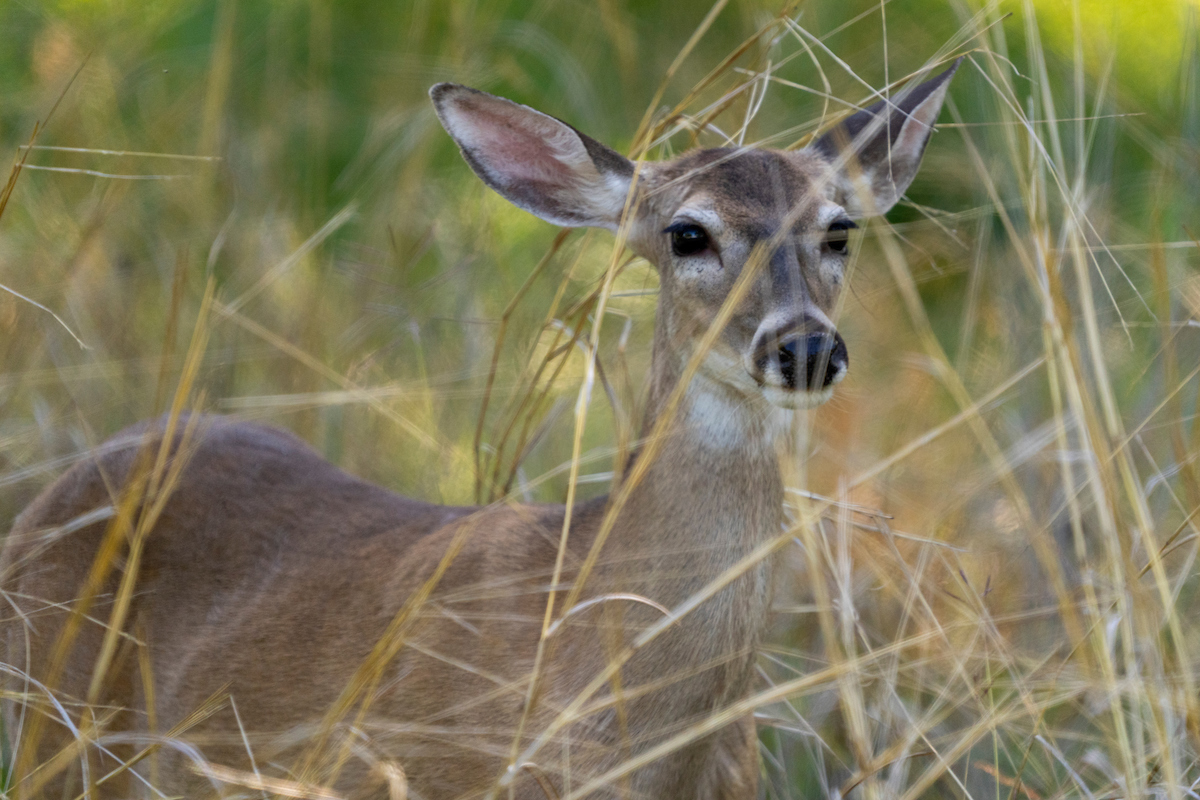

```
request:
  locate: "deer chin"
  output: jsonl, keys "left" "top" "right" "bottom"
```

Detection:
{"left": 761, "top": 384, "right": 835, "bottom": 410}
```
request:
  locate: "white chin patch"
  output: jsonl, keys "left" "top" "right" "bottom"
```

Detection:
{"left": 749, "top": 358, "right": 847, "bottom": 411}
{"left": 762, "top": 385, "right": 835, "bottom": 409}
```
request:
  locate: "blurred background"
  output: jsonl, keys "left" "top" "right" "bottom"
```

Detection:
{"left": 2, "top": 0, "right": 1199, "bottom": 797}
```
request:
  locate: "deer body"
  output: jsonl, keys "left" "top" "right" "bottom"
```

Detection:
{"left": 2, "top": 62, "right": 958, "bottom": 799}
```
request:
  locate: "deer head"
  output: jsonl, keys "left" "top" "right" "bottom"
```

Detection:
{"left": 431, "top": 61, "right": 958, "bottom": 415}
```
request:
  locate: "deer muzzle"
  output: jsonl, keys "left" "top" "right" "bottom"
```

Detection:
{"left": 749, "top": 326, "right": 849, "bottom": 403}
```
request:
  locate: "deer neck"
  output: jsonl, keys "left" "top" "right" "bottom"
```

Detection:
{"left": 597, "top": 318, "right": 790, "bottom": 610}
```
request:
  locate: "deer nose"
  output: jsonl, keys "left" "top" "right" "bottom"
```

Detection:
{"left": 761, "top": 331, "right": 849, "bottom": 391}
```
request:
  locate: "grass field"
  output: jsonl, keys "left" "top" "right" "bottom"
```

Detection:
{"left": 2, "top": 0, "right": 1199, "bottom": 797}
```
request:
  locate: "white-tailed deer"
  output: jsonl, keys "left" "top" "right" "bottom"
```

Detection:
{"left": 2, "top": 60, "right": 958, "bottom": 799}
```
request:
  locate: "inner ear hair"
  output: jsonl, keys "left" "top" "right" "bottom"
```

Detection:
{"left": 430, "top": 83, "right": 635, "bottom": 230}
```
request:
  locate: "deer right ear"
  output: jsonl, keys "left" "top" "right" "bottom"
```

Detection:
{"left": 430, "top": 84, "right": 634, "bottom": 231}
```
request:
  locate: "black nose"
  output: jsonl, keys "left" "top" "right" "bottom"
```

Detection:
{"left": 777, "top": 333, "right": 848, "bottom": 389}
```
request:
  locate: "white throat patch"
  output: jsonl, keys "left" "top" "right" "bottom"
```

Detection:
{"left": 684, "top": 374, "right": 792, "bottom": 452}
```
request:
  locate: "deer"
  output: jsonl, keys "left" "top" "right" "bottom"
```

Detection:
{"left": 1, "top": 59, "right": 959, "bottom": 800}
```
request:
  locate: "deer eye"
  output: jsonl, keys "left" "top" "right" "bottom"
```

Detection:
{"left": 824, "top": 219, "right": 857, "bottom": 255}
{"left": 665, "top": 222, "right": 710, "bottom": 256}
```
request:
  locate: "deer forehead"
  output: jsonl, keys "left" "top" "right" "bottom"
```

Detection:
{"left": 647, "top": 147, "right": 840, "bottom": 235}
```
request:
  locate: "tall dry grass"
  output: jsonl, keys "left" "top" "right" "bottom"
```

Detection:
{"left": 1, "top": 0, "right": 1198, "bottom": 797}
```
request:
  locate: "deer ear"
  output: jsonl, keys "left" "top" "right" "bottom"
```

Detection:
{"left": 811, "top": 58, "right": 961, "bottom": 218}
{"left": 430, "top": 84, "right": 634, "bottom": 231}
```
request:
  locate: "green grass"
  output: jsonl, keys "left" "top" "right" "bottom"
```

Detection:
{"left": 2, "top": 0, "right": 1200, "bottom": 797}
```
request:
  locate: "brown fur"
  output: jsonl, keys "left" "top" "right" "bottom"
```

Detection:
{"left": 3, "top": 404, "right": 779, "bottom": 799}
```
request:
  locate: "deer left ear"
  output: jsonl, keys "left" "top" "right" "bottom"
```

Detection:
{"left": 811, "top": 58, "right": 961, "bottom": 218}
